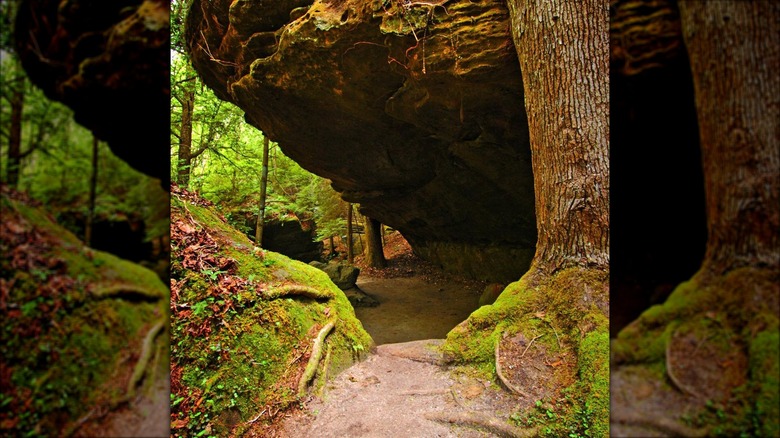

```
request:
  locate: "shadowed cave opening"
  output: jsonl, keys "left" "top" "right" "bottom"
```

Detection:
{"left": 610, "top": 53, "right": 707, "bottom": 337}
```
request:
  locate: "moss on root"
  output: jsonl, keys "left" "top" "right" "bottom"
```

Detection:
{"left": 442, "top": 266, "right": 609, "bottom": 437}
{"left": 170, "top": 189, "right": 372, "bottom": 437}
{"left": 612, "top": 267, "right": 780, "bottom": 436}
{"left": 0, "top": 192, "right": 169, "bottom": 437}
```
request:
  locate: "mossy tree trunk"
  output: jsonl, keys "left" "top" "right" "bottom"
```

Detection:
{"left": 612, "top": 2, "right": 779, "bottom": 435}
{"left": 364, "top": 215, "right": 386, "bottom": 268}
{"left": 445, "top": 1, "right": 610, "bottom": 434}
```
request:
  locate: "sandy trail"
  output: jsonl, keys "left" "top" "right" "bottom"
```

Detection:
{"left": 354, "top": 277, "right": 481, "bottom": 345}
{"left": 281, "top": 340, "right": 521, "bottom": 438}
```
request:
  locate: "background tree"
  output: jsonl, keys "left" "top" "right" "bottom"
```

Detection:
{"left": 255, "top": 136, "right": 270, "bottom": 245}
{"left": 363, "top": 215, "right": 387, "bottom": 268}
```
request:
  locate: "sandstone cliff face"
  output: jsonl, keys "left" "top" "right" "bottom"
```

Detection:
{"left": 14, "top": 0, "right": 170, "bottom": 183}
{"left": 186, "top": 0, "right": 536, "bottom": 281}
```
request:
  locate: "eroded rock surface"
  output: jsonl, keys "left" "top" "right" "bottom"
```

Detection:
{"left": 186, "top": 0, "right": 536, "bottom": 282}
{"left": 14, "top": 0, "right": 170, "bottom": 183}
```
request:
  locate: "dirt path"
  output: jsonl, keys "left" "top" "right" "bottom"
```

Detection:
{"left": 279, "top": 234, "right": 524, "bottom": 437}
{"left": 281, "top": 340, "right": 522, "bottom": 437}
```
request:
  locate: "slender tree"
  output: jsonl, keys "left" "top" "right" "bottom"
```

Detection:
{"left": 85, "top": 135, "right": 99, "bottom": 246}
{"left": 176, "top": 87, "right": 195, "bottom": 186}
{"left": 6, "top": 62, "right": 24, "bottom": 187}
{"left": 255, "top": 136, "right": 270, "bottom": 245}
{"left": 347, "top": 203, "right": 354, "bottom": 264}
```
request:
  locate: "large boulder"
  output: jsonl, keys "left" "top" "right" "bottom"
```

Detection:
{"left": 0, "top": 187, "right": 169, "bottom": 436}
{"left": 310, "top": 260, "right": 360, "bottom": 290}
{"left": 185, "top": 0, "right": 536, "bottom": 282}
{"left": 261, "top": 218, "right": 323, "bottom": 263}
{"left": 14, "top": 0, "right": 170, "bottom": 183}
{"left": 170, "top": 185, "right": 373, "bottom": 435}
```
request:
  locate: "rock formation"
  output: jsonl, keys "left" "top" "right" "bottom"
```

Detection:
{"left": 185, "top": 0, "right": 536, "bottom": 282}
{"left": 13, "top": 0, "right": 170, "bottom": 183}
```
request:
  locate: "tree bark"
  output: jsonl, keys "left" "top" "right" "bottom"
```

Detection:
{"left": 677, "top": 1, "right": 779, "bottom": 277}
{"left": 364, "top": 215, "right": 387, "bottom": 268}
{"left": 176, "top": 88, "right": 195, "bottom": 187}
{"left": 255, "top": 136, "right": 270, "bottom": 246}
{"left": 507, "top": 0, "right": 610, "bottom": 278}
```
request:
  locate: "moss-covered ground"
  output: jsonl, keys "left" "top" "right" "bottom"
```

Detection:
{"left": 169, "top": 185, "right": 372, "bottom": 437}
{"left": 0, "top": 187, "right": 169, "bottom": 436}
{"left": 612, "top": 266, "right": 779, "bottom": 436}
{"left": 442, "top": 266, "right": 610, "bottom": 437}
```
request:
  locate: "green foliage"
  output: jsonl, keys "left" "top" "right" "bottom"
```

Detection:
{"left": 0, "top": 50, "right": 168, "bottom": 246}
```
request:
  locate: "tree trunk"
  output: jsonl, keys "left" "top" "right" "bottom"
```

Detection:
{"left": 347, "top": 203, "right": 354, "bottom": 264}
{"left": 255, "top": 136, "right": 270, "bottom": 246}
{"left": 7, "top": 75, "right": 24, "bottom": 187}
{"left": 85, "top": 135, "right": 99, "bottom": 246}
{"left": 445, "top": 2, "right": 611, "bottom": 433}
{"left": 507, "top": 0, "right": 610, "bottom": 278}
{"left": 610, "top": 4, "right": 779, "bottom": 435}
{"left": 176, "top": 88, "right": 195, "bottom": 187}
{"left": 678, "top": 1, "right": 779, "bottom": 277}
{"left": 364, "top": 215, "right": 386, "bottom": 268}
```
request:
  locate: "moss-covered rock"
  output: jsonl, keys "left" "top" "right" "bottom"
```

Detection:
{"left": 169, "top": 185, "right": 372, "bottom": 437}
{"left": 0, "top": 187, "right": 169, "bottom": 436}
{"left": 442, "top": 266, "right": 609, "bottom": 437}
{"left": 611, "top": 267, "right": 780, "bottom": 436}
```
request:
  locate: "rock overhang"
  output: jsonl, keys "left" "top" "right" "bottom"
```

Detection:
{"left": 186, "top": 0, "right": 537, "bottom": 281}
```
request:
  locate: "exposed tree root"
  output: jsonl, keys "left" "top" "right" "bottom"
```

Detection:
{"left": 317, "top": 344, "right": 333, "bottom": 397}
{"left": 90, "top": 283, "right": 165, "bottom": 301}
{"left": 128, "top": 319, "right": 166, "bottom": 397}
{"left": 665, "top": 329, "right": 705, "bottom": 400}
{"left": 495, "top": 334, "right": 530, "bottom": 398}
{"left": 265, "top": 284, "right": 334, "bottom": 301}
{"left": 298, "top": 320, "right": 336, "bottom": 397}
{"left": 612, "top": 412, "right": 711, "bottom": 437}
{"left": 424, "top": 410, "right": 536, "bottom": 438}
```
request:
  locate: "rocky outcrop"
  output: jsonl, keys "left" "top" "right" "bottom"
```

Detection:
{"left": 14, "top": 0, "right": 170, "bottom": 183}
{"left": 0, "top": 187, "right": 169, "bottom": 436}
{"left": 261, "top": 218, "right": 323, "bottom": 263}
{"left": 310, "top": 260, "right": 360, "bottom": 289}
{"left": 185, "top": 0, "right": 536, "bottom": 282}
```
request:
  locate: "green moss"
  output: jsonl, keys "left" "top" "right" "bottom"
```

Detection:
{"left": 573, "top": 325, "right": 609, "bottom": 437}
{"left": 443, "top": 267, "right": 609, "bottom": 436}
{"left": 613, "top": 267, "right": 779, "bottom": 436}
{"left": 1, "top": 194, "right": 168, "bottom": 436}
{"left": 749, "top": 327, "right": 779, "bottom": 436}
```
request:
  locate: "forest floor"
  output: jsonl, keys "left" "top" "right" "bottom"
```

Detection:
{"left": 272, "top": 233, "right": 532, "bottom": 437}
